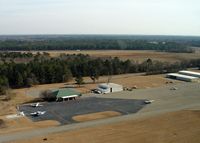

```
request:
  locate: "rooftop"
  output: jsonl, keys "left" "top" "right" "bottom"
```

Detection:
{"left": 167, "top": 73, "right": 198, "bottom": 79}
{"left": 52, "top": 88, "right": 81, "bottom": 98}
{"left": 99, "top": 83, "right": 122, "bottom": 87}
{"left": 179, "top": 70, "right": 200, "bottom": 76}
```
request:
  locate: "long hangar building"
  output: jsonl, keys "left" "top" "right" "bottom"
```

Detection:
{"left": 178, "top": 70, "right": 200, "bottom": 78}
{"left": 166, "top": 70, "right": 200, "bottom": 82}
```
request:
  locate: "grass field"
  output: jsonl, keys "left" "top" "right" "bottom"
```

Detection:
{"left": 0, "top": 117, "right": 59, "bottom": 135}
{"left": 22, "top": 50, "right": 200, "bottom": 63}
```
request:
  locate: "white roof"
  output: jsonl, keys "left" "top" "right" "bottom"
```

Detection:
{"left": 179, "top": 70, "right": 200, "bottom": 76}
{"left": 167, "top": 73, "right": 198, "bottom": 79}
{"left": 99, "top": 83, "right": 122, "bottom": 88}
{"left": 61, "top": 95, "right": 78, "bottom": 99}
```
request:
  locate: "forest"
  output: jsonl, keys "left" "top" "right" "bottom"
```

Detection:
{"left": 0, "top": 52, "right": 200, "bottom": 95}
{"left": 0, "top": 35, "right": 198, "bottom": 53}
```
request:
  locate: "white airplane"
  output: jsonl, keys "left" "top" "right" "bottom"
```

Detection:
{"left": 144, "top": 100, "right": 155, "bottom": 104}
{"left": 30, "top": 111, "right": 46, "bottom": 116}
{"left": 30, "top": 102, "right": 43, "bottom": 107}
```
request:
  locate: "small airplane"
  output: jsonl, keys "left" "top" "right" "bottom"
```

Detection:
{"left": 144, "top": 100, "right": 155, "bottom": 104}
{"left": 30, "top": 102, "right": 43, "bottom": 107}
{"left": 30, "top": 111, "right": 46, "bottom": 117}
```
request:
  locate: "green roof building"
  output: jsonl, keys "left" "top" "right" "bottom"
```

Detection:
{"left": 52, "top": 88, "right": 81, "bottom": 101}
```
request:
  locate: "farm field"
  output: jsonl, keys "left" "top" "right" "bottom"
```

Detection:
{"left": 21, "top": 50, "right": 200, "bottom": 63}
{"left": 8, "top": 110, "right": 200, "bottom": 143}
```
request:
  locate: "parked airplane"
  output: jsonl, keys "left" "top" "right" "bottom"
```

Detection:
{"left": 30, "top": 102, "right": 43, "bottom": 107}
{"left": 30, "top": 111, "right": 46, "bottom": 117}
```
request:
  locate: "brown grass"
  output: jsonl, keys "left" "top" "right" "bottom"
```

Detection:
{"left": 72, "top": 111, "right": 121, "bottom": 122}
{"left": 26, "top": 50, "right": 200, "bottom": 63}
{"left": 77, "top": 74, "right": 181, "bottom": 93}
{"left": 14, "top": 74, "right": 179, "bottom": 95}
{"left": 9, "top": 110, "right": 200, "bottom": 143}
{"left": 0, "top": 116, "right": 60, "bottom": 135}
{"left": 0, "top": 89, "right": 34, "bottom": 116}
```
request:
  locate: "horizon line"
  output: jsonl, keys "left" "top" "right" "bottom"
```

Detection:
{"left": 0, "top": 34, "right": 200, "bottom": 37}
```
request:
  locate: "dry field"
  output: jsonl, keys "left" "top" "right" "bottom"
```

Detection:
{"left": 0, "top": 89, "right": 34, "bottom": 116}
{"left": 72, "top": 111, "right": 121, "bottom": 122}
{"left": 9, "top": 110, "right": 200, "bottom": 143}
{"left": 23, "top": 50, "right": 200, "bottom": 63}
{"left": 0, "top": 117, "right": 59, "bottom": 135}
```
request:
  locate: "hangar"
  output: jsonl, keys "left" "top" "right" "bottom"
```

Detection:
{"left": 179, "top": 70, "right": 200, "bottom": 78}
{"left": 97, "top": 83, "right": 123, "bottom": 94}
{"left": 166, "top": 73, "right": 199, "bottom": 82}
{"left": 52, "top": 88, "right": 81, "bottom": 101}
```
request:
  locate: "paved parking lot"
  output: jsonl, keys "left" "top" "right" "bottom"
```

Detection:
{"left": 20, "top": 97, "right": 146, "bottom": 124}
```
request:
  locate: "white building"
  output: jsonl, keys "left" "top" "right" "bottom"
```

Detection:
{"left": 166, "top": 73, "right": 199, "bottom": 82}
{"left": 179, "top": 70, "right": 200, "bottom": 78}
{"left": 97, "top": 83, "right": 123, "bottom": 94}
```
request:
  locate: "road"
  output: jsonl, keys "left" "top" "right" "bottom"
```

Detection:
{"left": 0, "top": 82, "right": 200, "bottom": 143}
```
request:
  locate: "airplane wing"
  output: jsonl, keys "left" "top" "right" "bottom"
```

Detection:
{"left": 30, "top": 112, "right": 37, "bottom": 115}
{"left": 36, "top": 103, "right": 39, "bottom": 107}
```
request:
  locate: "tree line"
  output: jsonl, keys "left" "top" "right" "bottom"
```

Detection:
{"left": 0, "top": 39, "right": 194, "bottom": 53}
{"left": 0, "top": 52, "right": 200, "bottom": 95}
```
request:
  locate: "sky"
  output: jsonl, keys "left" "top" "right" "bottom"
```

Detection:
{"left": 0, "top": 0, "right": 199, "bottom": 35}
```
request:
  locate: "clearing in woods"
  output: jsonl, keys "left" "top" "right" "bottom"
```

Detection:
{"left": 21, "top": 50, "right": 200, "bottom": 63}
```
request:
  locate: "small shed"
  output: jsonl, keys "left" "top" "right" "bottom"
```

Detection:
{"left": 52, "top": 88, "right": 81, "bottom": 101}
{"left": 97, "top": 83, "right": 123, "bottom": 94}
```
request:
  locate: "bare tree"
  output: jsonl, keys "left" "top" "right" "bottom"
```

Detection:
{"left": 39, "top": 90, "right": 56, "bottom": 102}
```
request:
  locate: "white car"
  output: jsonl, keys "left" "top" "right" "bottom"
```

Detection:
{"left": 144, "top": 100, "right": 154, "bottom": 104}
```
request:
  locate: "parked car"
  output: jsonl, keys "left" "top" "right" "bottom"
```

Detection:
{"left": 91, "top": 89, "right": 102, "bottom": 94}
{"left": 144, "top": 100, "right": 154, "bottom": 104}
